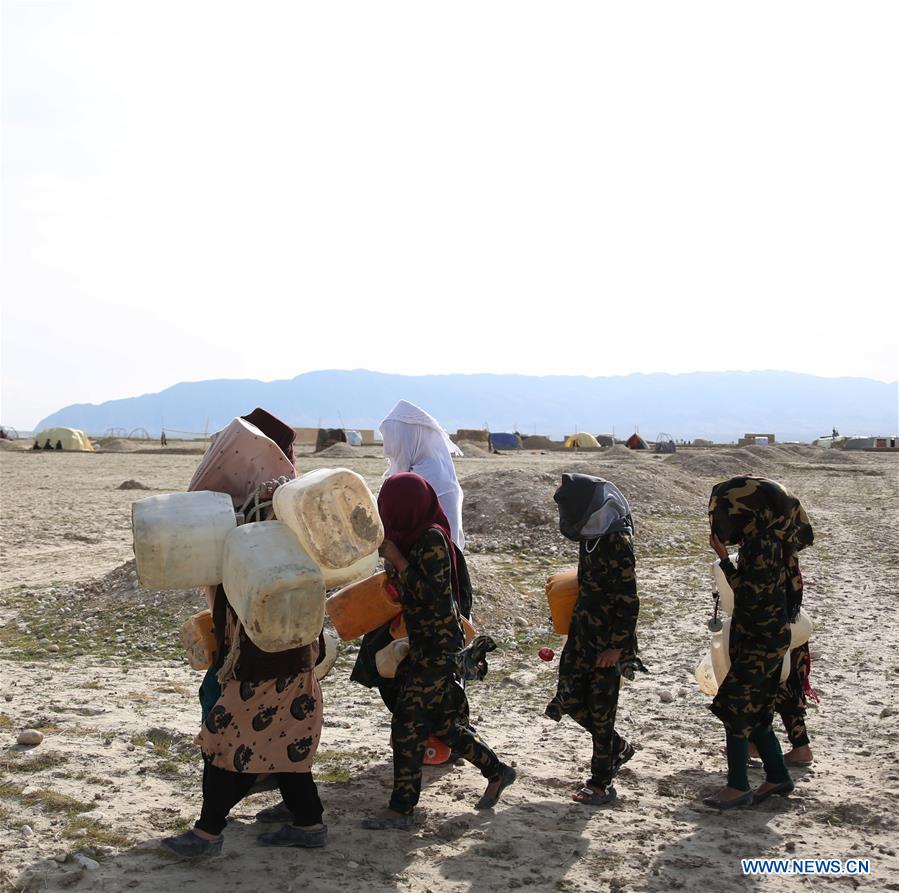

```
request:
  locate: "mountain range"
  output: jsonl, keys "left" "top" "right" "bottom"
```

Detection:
{"left": 34, "top": 369, "right": 898, "bottom": 443}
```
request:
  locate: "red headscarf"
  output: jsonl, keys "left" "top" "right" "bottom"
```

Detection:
{"left": 377, "top": 472, "right": 460, "bottom": 606}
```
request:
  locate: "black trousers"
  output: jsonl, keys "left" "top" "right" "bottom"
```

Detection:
{"left": 196, "top": 760, "right": 323, "bottom": 835}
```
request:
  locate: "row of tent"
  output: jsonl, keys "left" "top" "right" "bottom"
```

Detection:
{"left": 492, "top": 431, "right": 656, "bottom": 451}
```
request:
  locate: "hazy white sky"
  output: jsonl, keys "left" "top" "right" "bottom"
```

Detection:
{"left": 2, "top": 1, "right": 897, "bottom": 429}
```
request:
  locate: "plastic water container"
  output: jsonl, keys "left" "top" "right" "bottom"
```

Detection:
{"left": 711, "top": 556, "right": 737, "bottom": 615}
{"left": 315, "top": 629, "right": 339, "bottom": 680}
{"left": 180, "top": 609, "right": 216, "bottom": 670}
{"left": 273, "top": 468, "right": 384, "bottom": 570}
{"left": 325, "top": 571, "right": 402, "bottom": 640}
{"left": 790, "top": 610, "right": 813, "bottom": 648}
{"left": 388, "top": 612, "right": 476, "bottom": 644}
{"left": 133, "top": 491, "right": 236, "bottom": 590}
{"left": 321, "top": 551, "right": 379, "bottom": 590}
{"left": 222, "top": 520, "right": 326, "bottom": 652}
{"left": 694, "top": 616, "right": 791, "bottom": 696}
{"left": 546, "top": 568, "right": 578, "bottom": 634}
{"left": 375, "top": 637, "right": 410, "bottom": 678}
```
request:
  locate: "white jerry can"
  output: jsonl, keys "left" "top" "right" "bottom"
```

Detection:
{"left": 711, "top": 556, "right": 737, "bottom": 615}
{"left": 273, "top": 468, "right": 384, "bottom": 570}
{"left": 132, "top": 491, "right": 236, "bottom": 590}
{"left": 694, "top": 617, "right": 792, "bottom": 696}
{"left": 223, "top": 521, "right": 325, "bottom": 652}
{"left": 315, "top": 629, "right": 340, "bottom": 680}
{"left": 321, "top": 551, "right": 379, "bottom": 589}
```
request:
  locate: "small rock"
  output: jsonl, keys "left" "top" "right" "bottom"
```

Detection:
{"left": 659, "top": 691, "right": 674, "bottom": 704}
{"left": 73, "top": 853, "right": 100, "bottom": 871}
{"left": 347, "top": 861, "right": 360, "bottom": 869}
{"left": 118, "top": 480, "right": 150, "bottom": 490}
{"left": 52, "top": 853, "right": 68, "bottom": 863}
{"left": 4, "top": 693, "right": 12, "bottom": 702}
{"left": 18, "top": 729, "right": 44, "bottom": 746}
{"left": 880, "top": 707, "right": 897, "bottom": 719}
{"left": 514, "top": 616, "right": 528, "bottom": 628}
{"left": 21, "top": 824, "right": 34, "bottom": 836}
{"left": 127, "top": 744, "right": 135, "bottom": 752}
{"left": 48, "top": 644, "right": 60, "bottom": 653}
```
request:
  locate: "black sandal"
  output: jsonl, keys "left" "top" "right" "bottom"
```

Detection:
{"left": 475, "top": 764, "right": 517, "bottom": 810}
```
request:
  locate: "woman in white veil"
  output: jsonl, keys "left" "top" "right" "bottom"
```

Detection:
{"left": 379, "top": 400, "right": 465, "bottom": 551}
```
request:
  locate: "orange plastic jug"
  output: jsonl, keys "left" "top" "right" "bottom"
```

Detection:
{"left": 546, "top": 568, "right": 578, "bottom": 634}
{"left": 180, "top": 609, "right": 216, "bottom": 670}
{"left": 389, "top": 612, "right": 476, "bottom": 644}
{"left": 325, "top": 572, "right": 402, "bottom": 640}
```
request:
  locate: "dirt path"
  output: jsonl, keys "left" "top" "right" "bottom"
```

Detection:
{"left": 1, "top": 447, "right": 897, "bottom": 891}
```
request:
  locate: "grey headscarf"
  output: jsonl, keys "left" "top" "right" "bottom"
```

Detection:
{"left": 553, "top": 473, "right": 634, "bottom": 542}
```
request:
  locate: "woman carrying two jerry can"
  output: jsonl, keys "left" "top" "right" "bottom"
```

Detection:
{"left": 705, "top": 476, "right": 814, "bottom": 809}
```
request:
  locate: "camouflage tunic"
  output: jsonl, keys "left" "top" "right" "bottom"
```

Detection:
{"left": 389, "top": 528, "right": 501, "bottom": 814}
{"left": 546, "top": 532, "right": 640, "bottom": 787}
{"left": 711, "top": 538, "right": 791, "bottom": 738}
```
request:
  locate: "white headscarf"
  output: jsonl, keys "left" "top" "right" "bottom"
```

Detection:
{"left": 380, "top": 400, "right": 465, "bottom": 550}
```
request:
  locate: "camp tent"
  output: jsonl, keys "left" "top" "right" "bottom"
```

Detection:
{"left": 345, "top": 430, "right": 363, "bottom": 447}
{"left": 33, "top": 427, "right": 95, "bottom": 451}
{"left": 654, "top": 432, "right": 676, "bottom": 454}
{"left": 564, "top": 432, "right": 600, "bottom": 449}
{"left": 594, "top": 433, "right": 614, "bottom": 448}
{"left": 490, "top": 432, "right": 523, "bottom": 450}
{"left": 626, "top": 433, "right": 648, "bottom": 450}
{"left": 315, "top": 428, "right": 346, "bottom": 452}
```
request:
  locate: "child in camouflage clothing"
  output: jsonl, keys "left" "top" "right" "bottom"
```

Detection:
{"left": 705, "top": 476, "right": 814, "bottom": 810}
{"left": 545, "top": 473, "right": 642, "bottom": 806}
{"left": 362, "top": 473, "right": 516, "bottom": 830}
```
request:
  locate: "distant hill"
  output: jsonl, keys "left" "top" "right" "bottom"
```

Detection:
{"left": 34, "top": 369, "right": 898, "bottom": 443}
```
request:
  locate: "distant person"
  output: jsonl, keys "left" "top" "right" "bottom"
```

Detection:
{"left": 32, "top": 440, "right": 41, "bottom": 451}
{"left": 361, "top": 473, "right": 515, "bottom": 830}
{"left": 704, "top": 477, "right": 814, "bottom": 809}
{"left": 160, "top": 431, "right": 167, "bottom": 447}
{"left": 55, "top": 440, "right": 63, "bottom": 450}
{"left": 545, "top": 474, "right": 642, "bottom": 806}
{"left": 43, "top": 438, "right": 53, "bottom": 450}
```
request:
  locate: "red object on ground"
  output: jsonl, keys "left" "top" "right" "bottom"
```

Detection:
{"left": 538, "top": 647, "right": 555, "bottom": 662}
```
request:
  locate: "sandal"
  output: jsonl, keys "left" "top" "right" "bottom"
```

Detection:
{"left": 475, "top": 764, "right": 517, "bottom": 810}
{"left": 361, "top": 813, "right": 415, "bottom": 830}
{"left": 572, "top": 784, "right": 617, "bottom": 806}
{"left": 752, "top": 781, "right": 795, "bottom": 804}
{"left": 611, "top": 740, "right": 635, "bottom": 775}
{"left": 257, "top": 823, "right": 328, "bottom": 848}
{"left": 161, "top": 830, "right": 223, "bottom": 859}
{"left": 701, "top": 791, "right": 753, "bottom": 810}
{"left": 255, "top": 801, "right": 293, "bottom": 824}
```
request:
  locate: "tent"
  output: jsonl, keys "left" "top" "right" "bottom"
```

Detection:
{"left": 594, "top": 433, "right": 614, "bottom": 448}
{"left": 315, "top": 428, "right": 346, "bottom": 452}
{"left": 564, "top": 432, "right": 600, "bottom": 449}
{"left": 345, "top": 430, "right": 363, "bottom": 447}
{"left": 625, "top": 433, "right": 648, "bottom": 450}
{"left": 490, "top": 432, "right": 523, "bottom": 450}
{"left": 654, "top": 432, "right": 676, "bottom": 454}
{"left": 33, "top": 427, "right": 95, "bottom": 452}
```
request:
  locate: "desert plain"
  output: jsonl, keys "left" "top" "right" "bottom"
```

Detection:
{"left": 1, "top": 440, "right": 897, "bottom": 892}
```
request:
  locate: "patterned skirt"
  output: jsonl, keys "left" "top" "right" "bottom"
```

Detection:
{"left": 199, "top": 670, "right": 323, "bottom": 774}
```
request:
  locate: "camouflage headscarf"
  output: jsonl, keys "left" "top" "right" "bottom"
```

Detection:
{"left": 709, "top": 476, "right": 814, "bottom": 616}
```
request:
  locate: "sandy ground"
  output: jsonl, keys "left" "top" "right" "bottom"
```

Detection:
{"left": 1, "top": 444, "right": 898, "bottom": 892}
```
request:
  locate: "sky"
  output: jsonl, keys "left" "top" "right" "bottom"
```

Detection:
{"left": 2, "top": 1, "right": 897, "bottom": 430}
